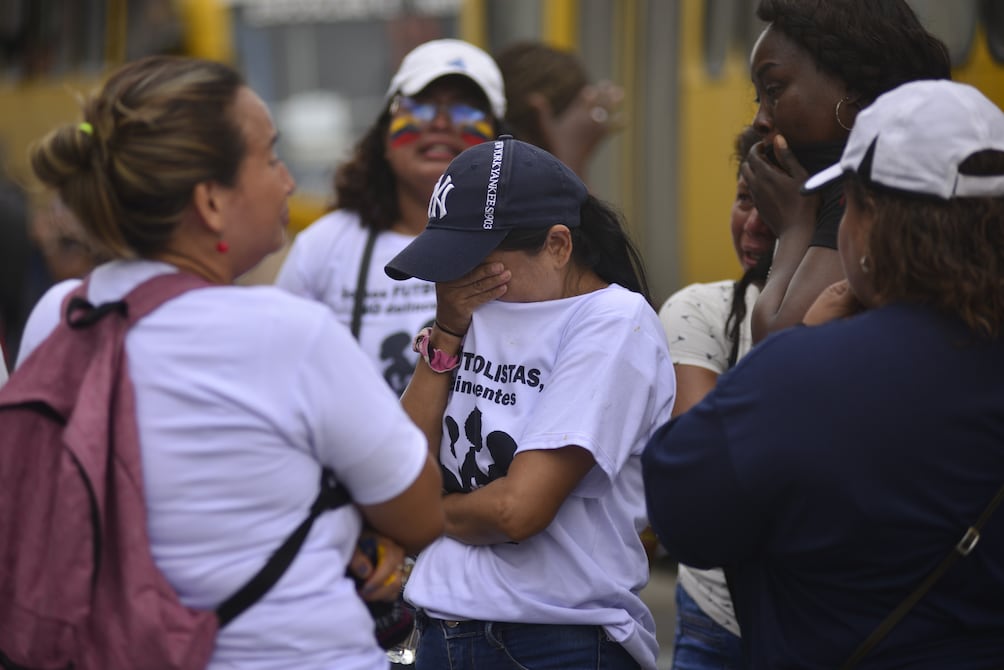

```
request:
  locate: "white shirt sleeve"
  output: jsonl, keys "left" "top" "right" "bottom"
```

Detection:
{"left": 291, "top": 313, "right": 428, "bottom": 506}
{"left": 520, "top": 298, "right": 676, "bottom": 485}
{"left": 658, "top": 281, "right": 733, "bottom": 375}
{"left": 15, "top": 279, "right": 80, "bottom": 369}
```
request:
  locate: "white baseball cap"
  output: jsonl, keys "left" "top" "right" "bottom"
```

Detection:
{"left": 385, "top": 39, "right": 506, "bottom": 118}
{"left": 803, "top": 80, "right": 1004, "bottom": 199}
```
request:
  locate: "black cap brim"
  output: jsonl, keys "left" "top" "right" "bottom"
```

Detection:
{"left": 385, "top": 226, "right": 509, "bottom": 282}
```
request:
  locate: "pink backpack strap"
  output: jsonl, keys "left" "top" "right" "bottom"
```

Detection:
{"left": 124, "top": 272, "right": 214, "bottom": 324}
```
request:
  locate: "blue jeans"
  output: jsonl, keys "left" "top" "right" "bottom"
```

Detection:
{"left": 671, "top": 584, "right": 743, "bottom": 670}
{"left": 414, "top": 611, "right": 640, "bottom": 670}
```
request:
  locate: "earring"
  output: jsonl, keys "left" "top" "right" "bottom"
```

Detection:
{"left": 859, "top": 255, "right": 871, "bottom": 274}
{"left": 216, "top": 240, "right": 229, "bottom": 254}
{"left": 835, "top": 96, "right": 853, "bottom": 132}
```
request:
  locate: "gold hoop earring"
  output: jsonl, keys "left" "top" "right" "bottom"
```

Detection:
{"left": 859, "top": 255, "right": 871, "bottom": 274}
{"left": 835, "top": 97, "right": 853, "bottom": 132}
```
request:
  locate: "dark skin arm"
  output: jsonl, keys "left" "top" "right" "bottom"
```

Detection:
{"left": 744, "top": 134, "right": 845, "bottom": 342}
{"left": 670, "top": 365, "right": 720, "bottom": 418}
{"left": 802, "top": 279, "right": 866, "bottom": 325}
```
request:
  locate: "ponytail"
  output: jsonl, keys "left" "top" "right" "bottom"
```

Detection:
{"left": 496, "top": 195, "right": 651, "bottom": 304}
{"left": 571, "top": 195, "right": 651, "bottom": 304}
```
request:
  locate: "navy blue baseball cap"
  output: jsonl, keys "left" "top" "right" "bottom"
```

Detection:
{"left": 385, "top": 135, "right": 588, "bottom": 282}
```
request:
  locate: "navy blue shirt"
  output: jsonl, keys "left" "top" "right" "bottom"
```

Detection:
{"left": 643, "top": 304, "right": 1004, "bottom": 669}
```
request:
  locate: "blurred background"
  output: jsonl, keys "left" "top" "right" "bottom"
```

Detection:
{"left": 3, "top": 0, "right": 1004, "bottom": 328}
{"left": 1, "top": 2, "right": 1001, "bottom": 663}
{"left": 3, "top": 1, "right": 1003, "bottom": 309}
{"left": 0, "top": 0, "right": 1000, "bottom": 323}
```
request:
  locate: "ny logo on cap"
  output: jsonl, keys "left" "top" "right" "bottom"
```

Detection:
{"left": 428, "top": 174, "right": 455, "bottom": 219}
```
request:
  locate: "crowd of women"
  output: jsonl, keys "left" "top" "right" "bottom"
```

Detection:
{"left": 0, "top": 0, "right": 1002, "bottom": 668}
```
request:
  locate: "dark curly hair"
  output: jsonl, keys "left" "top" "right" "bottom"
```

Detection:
{"left": 332, "top": 109, "right": 400, "bottom": 232}
{"left": 496, "top": 195, "right": 651, "bottom": 305}
{"left": 848, "top": 150, "right": 1004, "bottom": 339}
{"left": 756, "top": 0, "right": 951, "bottom": 106}
{"left": 333, "top": 76, "right": 502, "bottom": 232}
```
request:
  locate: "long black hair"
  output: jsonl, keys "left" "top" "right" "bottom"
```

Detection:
{"left": 725, "top": 253, "right": 772, "bottom": 368}
{"left": 725, "top": 126, "right": 772, "bottom": 368}
{"left": 496, "top": 194, "right": 651, "bottom": 305}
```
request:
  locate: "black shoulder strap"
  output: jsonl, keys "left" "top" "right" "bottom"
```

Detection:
{"left": 215, "top": 467, "right": 352, "bottom": 628}
{"left": 62, "top": 272, "right": 211, "bottom": 331}
{"left": 17, "top": 271, "right": 347, "bottom": 630}
{"left": 350, "top": 227, "right": 379, "bottom": 340}
{"left": 840, "top": 481, "right": 1004, "bottom": 669}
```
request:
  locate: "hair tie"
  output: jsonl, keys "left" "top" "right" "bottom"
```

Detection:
{"left": 78, "top": 122, "right": 94, "bottom": 136}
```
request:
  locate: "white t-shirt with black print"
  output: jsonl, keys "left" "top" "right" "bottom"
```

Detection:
{"left": 276, "top": 210, "right": 436, "bottom": 396}
{"left": 657, "top": 279, "right": 760, "bottom": 637}
{"left": 405, "top": 284, "right": 676, "bottom": 670}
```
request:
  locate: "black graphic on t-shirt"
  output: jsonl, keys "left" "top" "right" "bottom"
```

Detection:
{"left": 440, "top": 465, "right": 463, "bottom": 494}
{"left": 458, "top": 409, "right": 490, "bottom": 491}
{"left": 442, "top": 407, "right": 517, "bottom": 493}
{"left": 441, "top": 416, "right": 463, "bottom": 493}
{"left": 485, "top": 431, "right": 517, "bottom": 480}
{"left": 381, "top": 331, "right": 413, "bottom": 395}
{"left": 445, "top": 415, "right": 460, "bottom": 459}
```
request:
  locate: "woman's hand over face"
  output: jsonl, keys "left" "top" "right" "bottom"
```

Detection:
{"left": 434, "top": 262, "right": 510, "bottom": 336}
{"left": 743, "top": 135, "right": 818, "bottom": 238}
